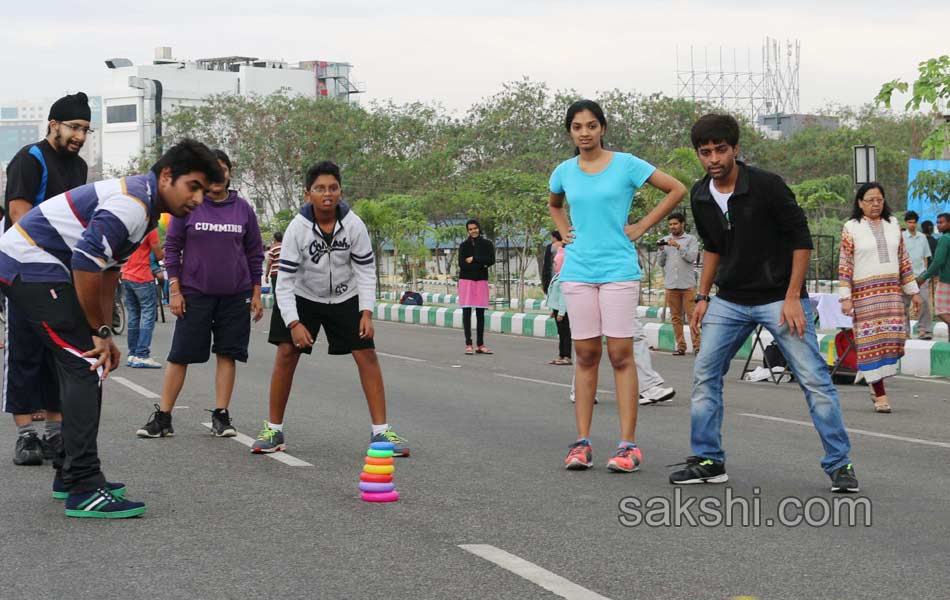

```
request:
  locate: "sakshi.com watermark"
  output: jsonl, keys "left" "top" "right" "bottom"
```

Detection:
{"left": 618, "top": 488, "right": 872, "bottom": 528}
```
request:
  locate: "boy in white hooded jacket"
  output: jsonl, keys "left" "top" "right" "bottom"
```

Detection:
{"left": 252, "top": 161, "right": 410, "bottom": 456}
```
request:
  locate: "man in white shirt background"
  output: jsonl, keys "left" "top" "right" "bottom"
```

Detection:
{"left": 903, "top": 211, "right": 932, "bottom": 340}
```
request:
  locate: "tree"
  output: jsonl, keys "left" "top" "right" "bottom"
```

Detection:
{"left": 163, "top": 93, "right": 459, "bottom": 217}
{"left": 876, "top": 55, "right": 950, "bottom": 210}
{"left": 791, "top": 175, "right": 851, "bottom": 221}
{"left": 465, "top": 168, "right": 551, "bottom": 305}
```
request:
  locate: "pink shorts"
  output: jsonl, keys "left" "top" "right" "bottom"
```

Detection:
{"left": 560, "top": 281, "right": 640, "bottom": 339}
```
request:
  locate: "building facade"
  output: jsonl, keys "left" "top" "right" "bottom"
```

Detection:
{"left": 1, "top": 96, "right": 103, "bottom": 190}
{"left": 101, "top": 47, "right": 363, "bottom": 174}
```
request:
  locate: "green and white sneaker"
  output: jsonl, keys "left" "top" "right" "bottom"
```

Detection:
{"left": 64, "top": 487, "right": 145, "bottom": 519}
{"left": 251, "top": 423, "right": 285, "bottom": 454}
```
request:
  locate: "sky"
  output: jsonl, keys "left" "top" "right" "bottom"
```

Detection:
{"left": 1, "top": 0, "right": 947, "bottom": 115}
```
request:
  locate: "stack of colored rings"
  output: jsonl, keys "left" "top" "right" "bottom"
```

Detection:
{"left": 360, "top": 441, "right": 399, "bottom": 502}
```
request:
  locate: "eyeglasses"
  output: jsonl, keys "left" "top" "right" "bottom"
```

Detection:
{"left": 59, "top": 122, "right": 94, "bottom": 135}
{"left": 310, "top": 185, "right": 340, "bottom": 194}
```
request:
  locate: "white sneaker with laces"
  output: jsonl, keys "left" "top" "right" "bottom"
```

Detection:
{"left": 638, "top": 385, "right": 675, "bottom": 405}
{"left": 126, "top": 356, "right": 140, "bottom": 367}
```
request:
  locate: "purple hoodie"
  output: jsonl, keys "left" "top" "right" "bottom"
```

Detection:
{"left": 164, "top": 190, "right": 264, "bottom": 296}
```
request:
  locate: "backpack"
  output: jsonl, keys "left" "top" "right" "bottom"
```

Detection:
{"left": 763, "top": 341, "right": 787, "bottom": 370}
{"left": 400, "top": 291, "right": 423, "bottom": 306}
{"left": 830, "top": 329, "right": 859, "bottom": 384}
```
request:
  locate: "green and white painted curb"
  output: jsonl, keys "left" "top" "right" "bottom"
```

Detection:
{"left": 374, "top": 302, "right": 557, "bottom": 338}
{"left": 379, "top": 291, "right": 547, "bottom": 310}
{"left": 373, "top": 302, "right": 950, "bottom": 380}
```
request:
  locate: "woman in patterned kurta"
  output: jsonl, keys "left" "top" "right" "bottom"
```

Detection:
{"left": 838, "top": 183, "right": 921, "bottom": 413}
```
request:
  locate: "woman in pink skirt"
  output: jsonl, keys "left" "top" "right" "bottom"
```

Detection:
{"left": 458, "top": 219, "right": 495, "bottom": 354}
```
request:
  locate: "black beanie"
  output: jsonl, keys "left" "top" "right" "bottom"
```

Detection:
{"left": 48, "top": 92, "right": 91, "bottom": 122}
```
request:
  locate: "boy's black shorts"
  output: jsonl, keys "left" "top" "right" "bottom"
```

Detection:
{"left": 167, "top": 291, "right": 252, "bottom": 364}
{"left": 268, "top": 295, "right": 374, "bottom": 355}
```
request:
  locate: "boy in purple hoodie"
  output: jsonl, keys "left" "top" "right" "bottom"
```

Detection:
{"left": 136, "top": 150, "right": 264, "bottom": 439}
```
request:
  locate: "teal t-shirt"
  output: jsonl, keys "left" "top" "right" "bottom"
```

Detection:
{"left": 549, "top": 152, "right": 656, "bottom": 283}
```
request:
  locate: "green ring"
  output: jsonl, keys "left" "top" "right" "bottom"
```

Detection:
{"left": 367, "top": 449, "right": 395, "bottom": 458}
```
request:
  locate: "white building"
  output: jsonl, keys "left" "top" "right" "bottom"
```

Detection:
{"left": 101, "top": 47, "right": 364, "bottom": 174}
{"left": 1, "top": 96, "right": 104, "bottom": 184}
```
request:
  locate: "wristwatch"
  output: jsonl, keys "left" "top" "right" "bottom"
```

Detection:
{"left": 694, "top": 294, "right": 711, "bottom": 303}
{"left": 92, "top": 325, "right": 112, "bottom": 339}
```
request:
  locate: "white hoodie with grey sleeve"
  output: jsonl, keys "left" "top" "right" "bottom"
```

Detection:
{"left": 275, "top": 201, "right": 376, "bottom": 326}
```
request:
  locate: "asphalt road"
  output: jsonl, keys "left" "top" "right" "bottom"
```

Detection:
{"left": 1, "top": 311, "right": 948, "bottom": 600}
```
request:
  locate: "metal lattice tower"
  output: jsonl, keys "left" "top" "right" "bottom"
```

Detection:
{"left": 675, "top": 38, "right": 800, "bottom": 121}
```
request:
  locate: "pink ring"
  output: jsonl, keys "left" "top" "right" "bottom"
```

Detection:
{"left": 361, "top": 491, "right": 399, "bottom": 502}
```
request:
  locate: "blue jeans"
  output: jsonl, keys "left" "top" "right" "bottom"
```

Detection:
{"left": 123, "top": 280, "right": 157, "bottom": 359}
{"left": 690, "top": 296, "right": 852, "bottom": 474}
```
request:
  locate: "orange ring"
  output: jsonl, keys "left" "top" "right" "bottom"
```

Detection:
{"left": 363, "top": 464, "right": 394, "bottom": 475}
{"left": 364, "top": 456, "right": 395, "bottom": 466}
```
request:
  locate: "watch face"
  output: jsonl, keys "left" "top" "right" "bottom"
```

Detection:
{"left": 98, "top": 326, "right": 112, "bottom": 338}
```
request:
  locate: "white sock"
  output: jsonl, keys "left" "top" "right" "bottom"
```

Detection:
{"left": 267, "top": 421, "right": 283, "bottom": 432}
{"left": 372, "top": 423, "right": 389, "bottom": 436}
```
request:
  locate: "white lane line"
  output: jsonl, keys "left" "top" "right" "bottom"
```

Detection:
{"left": 895, "top": 374, "right": 950, "bottom": 385}
{"left": 739, "top": 413, "right": 950, "bottom": 449}
{"left": 111, "top": 376, "right": 160, "bottom": 399}
{"left": 376, "top": 351, "right": 427, "bottom": 363}
{"left": 459, "top": 544, "right": 612, "bottom": 600}
{"left": 201, "top": 423, "right": 314, "bottom": 467}
{"left": 495, "top": 374, "right": 613, "bottom": 396}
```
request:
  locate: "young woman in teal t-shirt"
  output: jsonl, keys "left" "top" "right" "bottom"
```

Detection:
{"left": 549, "top": 99, "right": 686, "bottom": 473}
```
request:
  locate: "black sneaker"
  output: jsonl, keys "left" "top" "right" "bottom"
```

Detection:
{"left": 65, "top": 487, "right": 145, "bottom": 519}
{"left": 669, "top": 456, "right": 728, "bottom": 485}
{"left": 830, "top": 463, "right": 859, "bottom": 493}
{"left": 209, "top": 408, "right": 237, "bottom": 437}
{"left": 41, "top": 431, "right": 63, "bottom": 461}
{"left": 13, "top": 432, "right": 44, "bottom": 466}
{"left": 53, "top": 477, "right": 126, "bottom": 500}
{"left": 136, "top": 404, "right": 174, "bottom": 438}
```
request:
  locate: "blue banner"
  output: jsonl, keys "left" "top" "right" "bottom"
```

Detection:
{"left": 906, "top": 158, "right": 950, "bottom": 225}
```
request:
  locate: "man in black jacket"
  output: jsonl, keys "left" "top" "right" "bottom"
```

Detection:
{"left": 669, "top": 114, "right": 857, "bottom": 493}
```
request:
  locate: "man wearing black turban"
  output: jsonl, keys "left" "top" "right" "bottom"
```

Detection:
{"left": 3, "top": 92, "right": 91, "bottom": 467}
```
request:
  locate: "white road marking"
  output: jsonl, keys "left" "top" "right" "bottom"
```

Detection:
{"left": 111, "top": 376, "right": 160, "bottom": 399}
{"left": 895, "top": 374, "right": 950, "bottom": 385}
{"left": 459, "top": 544, "right": 612, "bottom": 600}
{"left": 113, "top": 375, "right": 312, "bottom": 464}
{"left": 495, "top": 373, "right": 613, "bottom": 396}
{"left": 739, "top": 413, "right": 950, "bottom": 449}
{"left": 376, "top": 351, "right": 427, "bottom": 363}
{"left": 201, "top": 423, "right": 314, "bottom": 467}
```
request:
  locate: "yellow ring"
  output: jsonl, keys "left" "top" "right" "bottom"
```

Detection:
{"left": 363, "top": 464, "right": 395, "bottom": 475}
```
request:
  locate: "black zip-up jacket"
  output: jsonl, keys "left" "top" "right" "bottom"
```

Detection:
{"left": 541, "top": 243, "right": 555, "bottom": 294}
{"left": 458, "top": 236, "right": 495, "bottom": 281}
{"left": 690, "top": 161, "right": 812, "bottom": 306}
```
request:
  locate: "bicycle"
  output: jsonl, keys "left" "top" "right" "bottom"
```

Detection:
{"left": 112, "top": 285, "right": 126, "bottom": 336}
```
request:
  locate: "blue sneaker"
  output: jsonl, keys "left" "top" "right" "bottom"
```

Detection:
{"left": 53, "top": 477, "right": 126, "bottom": 500}
{"left": 370, "top": 429, "right": 410, "bottom": 457}
{"left": 251, "top": 423, "right": 285, "bottom": 454}
{"left": 64, "top": 487, "right": 145, "bottom": 519}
